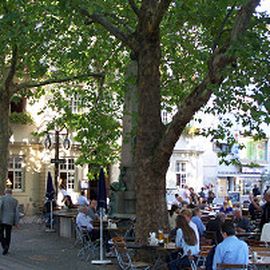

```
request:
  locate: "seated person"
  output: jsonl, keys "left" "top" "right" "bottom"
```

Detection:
{"left": 198, "top": 198, "right": 212, "bottom": 211}
{"left": 189, "top": 187, "right": 199, "bottom": 205}
{"left": 233, "top": 208, "right": 251, "bottom": 232}
{"left": 191, "top": 207, "right": 206, "bottom": 237}
{"left": 219, "top": 201, "right": 233, "bottom": 215}
{"left": 205, "top": 212, "right": 226, "bottom": 244}
{"left": 173, "top": 194, "right": 183, "bottom": 208}
{"left": 168, "top": 215, "right": 200, "bottom": 270}
{"left": 87, "top": 199, "right": 99, "bottom": 221}
{"left": 76, "top": 205, "right": 99, "bottom": 241}
{"left": 212, "top": 222, "right": 249, "bottom": 270}
{"left": 260, "top": 191, "right": 270, "bottom": 230}
{"left": 207, "top": 190, "right": 216, "bottom": 205}
{"left": 63, "top": 195, "right": 75, "bottom": 209}
{"left": 168, "top": 204, "right": 180, "bottom": 230}
{"left": 77, "top": 190, "right": 89, "bottom": 206}
{"left": 76, "top": 205, "right": 94, "bottom": 233}
{"left": 181, "top": 209, "right": 200, "bottom": 244}
{"left": 224, "top": 196, "right": 233, "bottom": 208}
{"left": 248, "top": 196, "right": 261, "bottom": 220}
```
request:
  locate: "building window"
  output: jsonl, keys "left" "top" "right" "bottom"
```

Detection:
{"left": 175, "top": 161, "right": 187, "bottom": 188}
{"left": 245, "top": 140, "right": 267, "bottom": 161}
{"left": 70, "top": 94, "right": 81, "bottom": 114}
{"left": 8, "top": 156, "right": 24, "bottom": 191}
{"left": 59, "top": 158, "right": 75, "bottom": 191}
{"left": 161, "top": 111, "right": 168, "bottom": 124}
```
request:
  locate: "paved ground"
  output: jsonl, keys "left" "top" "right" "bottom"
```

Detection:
{"left": 0, "top": 223, "right": 118, "bottom": 270}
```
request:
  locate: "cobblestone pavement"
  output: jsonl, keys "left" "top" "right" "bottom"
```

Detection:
{"left": 0, "top": 223, "right": 118, "bottom": 270}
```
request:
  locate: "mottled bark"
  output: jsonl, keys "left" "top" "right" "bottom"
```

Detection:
{"left": 134, "top": 11, "right": 169, "bottom": 243}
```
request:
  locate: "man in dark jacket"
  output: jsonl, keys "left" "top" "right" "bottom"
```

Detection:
{"left": 0, "top": 188, "right": 20, "bottom": 255}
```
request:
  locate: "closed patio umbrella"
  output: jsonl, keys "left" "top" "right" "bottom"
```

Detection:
{"left": 45, "top": 172, "right": 55, "bottom": 231}
{"left": 92, "top": 167, "right": 111, "bottom": 265}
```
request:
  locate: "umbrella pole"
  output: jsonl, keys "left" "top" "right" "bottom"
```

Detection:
{"left": 50, "top": 200, "right": 53, "bottom": 230}
{"left": 45, "top": 200, "right": 55, "bottom": 233}
{"left": 91, "top": 207, "right": 111, "bottom": 265}
{"left": 100, "top": 207, "right": 103, "bottom": 260}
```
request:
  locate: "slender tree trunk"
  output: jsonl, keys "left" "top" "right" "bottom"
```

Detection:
{"left": 135, "top": 26, "right": 168, "bottom": 243}
{"left": 0, "top": 88, "right": 10, "bottom": 194}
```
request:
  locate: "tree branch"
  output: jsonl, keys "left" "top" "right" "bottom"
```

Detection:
{"left": 230, "top": 0, "right": 260, "bottom": 42}
{"left": 153, "top": 0, "right": 260, "bottom": 169}
{"left": 152, "top": 0, "right": 172, "bottom": 30}
{"left": 80, "top": 8, "right": 139, "bottom": 52}
{"left": 101, "top": 12, "right": 134, "bottom": 34}
{"left": 13, "top": 72, "right": 105, "bottom": 93}
{"left": 5, "top": 45, "right": 18, "bottom": 91}
{"left": 212, "top": 1, "right": 237, "bottom": 52}
{"left": 128, "top": 0, "right": 140, "bottom": 17}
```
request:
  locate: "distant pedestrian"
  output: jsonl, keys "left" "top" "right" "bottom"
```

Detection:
{"left": 0, "top": 188, "right": 20, "bottom": 255}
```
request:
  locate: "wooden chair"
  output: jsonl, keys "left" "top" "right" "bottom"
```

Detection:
{"left": 197, "top": 245, "right": 214, "bottom": 269}
{"left": 216, "top": 263, "right": 248, "bottom": 269}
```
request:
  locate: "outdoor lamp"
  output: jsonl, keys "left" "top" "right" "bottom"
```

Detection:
{"left": 63, "top": 136, "right": 71, "bottom": 150}
{"left": 44, "top": 134, "right": 52, "bottom": 149}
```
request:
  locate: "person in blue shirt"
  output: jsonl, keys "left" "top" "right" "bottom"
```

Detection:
{"left": 191, "top": 207, "right": 206, "bottom": 237}
{"left": 219, "top": 201, "right": 233, "bottom": 214}
{"left": 168, "top": 215, "right": 200, "bottom": 270}
{"left": 212, "top": 222, "right": 249, "bottom": 270}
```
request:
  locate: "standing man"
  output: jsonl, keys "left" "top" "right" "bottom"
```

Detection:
{"left": 0, "top": 188, "right": 20, "bottom": 255}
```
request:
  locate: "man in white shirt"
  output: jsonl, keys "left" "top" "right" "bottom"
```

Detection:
{"left": 76, "top": 205, "right": 93, "bottom": 233}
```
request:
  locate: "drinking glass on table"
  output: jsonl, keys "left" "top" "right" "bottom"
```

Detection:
{"left": 158, "top": 229, "right": 164, "bottom": 242}
{"left": 163, "top": 227, "right": 170, "bottom": 247}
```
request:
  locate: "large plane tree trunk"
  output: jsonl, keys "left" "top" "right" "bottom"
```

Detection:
{"left": 134, "top": 17, "right": 169, "bottom": 243}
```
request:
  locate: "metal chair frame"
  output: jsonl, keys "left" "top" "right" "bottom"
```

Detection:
{"left": 112, "top": 237, "right": 151, "bottom": 270}
{"left": 75, "top": 225, "right": 99, "bottom": 262}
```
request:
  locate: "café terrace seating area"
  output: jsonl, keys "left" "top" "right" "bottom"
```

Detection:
{"left": 43, "top": 194, "right": 270, "bottom": 270}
